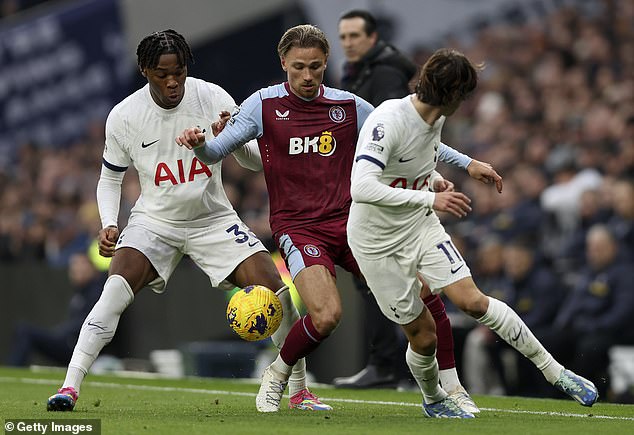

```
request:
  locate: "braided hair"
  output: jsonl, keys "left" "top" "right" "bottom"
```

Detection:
{"left": 136, "top": 29, "right": 194, "bottom": 70}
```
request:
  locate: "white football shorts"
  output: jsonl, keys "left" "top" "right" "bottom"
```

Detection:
{"left": 115, "top": 213, "right": 267, "bottom": 293}
{"left": 350, "top": 223, "right": 471, "bottom": 325}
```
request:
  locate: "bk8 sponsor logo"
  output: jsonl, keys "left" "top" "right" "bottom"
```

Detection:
{"left": 289, "top": 131, "right": 336, "bottom": 156}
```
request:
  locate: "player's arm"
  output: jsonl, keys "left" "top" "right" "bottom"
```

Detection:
{"left": 177, "top": 93, "right": 262, "bottom": 164}
{"left": 231, "top": 140, "right": 262, "bottom": 172}
{"left": 351, "top": 159, "right": 471, "bottom": 218}
{"left": 97, "top": 113, "right": 130, "bottom": 257}
{"left": 96, "top": 163, "right": 125, "bottom": 258}
{"left": 439, "top": 142, "right": 503, "bottom": 193}
{"left": 429, "top": 170, "right": 455, "bottom": 192}
{"left": 354, "top": 96, "right": 375, "bottom": 134}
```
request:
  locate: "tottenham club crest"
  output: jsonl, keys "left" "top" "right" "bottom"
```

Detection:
{"left": 303, "top": 244, "right": 321, "bottom": 258}
{"left": 329, "top": 106, "right": 346, "bottom": 123}
{"left": 372, "top": 123, "right": 385, "bottom": 141}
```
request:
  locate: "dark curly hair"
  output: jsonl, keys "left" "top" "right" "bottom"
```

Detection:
{"left": 136, "top": 29, "right": 194, "bottom": 70}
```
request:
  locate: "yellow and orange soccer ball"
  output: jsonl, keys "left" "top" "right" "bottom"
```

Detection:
{"left": 226, "top": 285, "right": 283, "bottom": 341}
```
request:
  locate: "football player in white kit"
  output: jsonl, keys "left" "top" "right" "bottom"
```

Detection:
{"left": 348, "top": 48, "right": 598, "bottom": 417}
{"left": 47, "top": 29, "right": 326, "bottom": 412}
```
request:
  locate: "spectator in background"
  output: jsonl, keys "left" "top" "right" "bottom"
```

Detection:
{"left": 8, "top": 253, "right": 106, "bottom": 366}
{"left": 334, "top": 9, "right": 413, "bottom": 390}
{"left": 608, "top": 178, "right": 634, "bottom": 260}
{"left": 546, "top": 224, "right": 634, "bottom": 398}
{"left": 338, "top": 9, "right": 417, "bottom": 107}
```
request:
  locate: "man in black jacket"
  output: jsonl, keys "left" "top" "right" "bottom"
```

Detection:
{"left": 334, "top": 9, "right": 421, "bottom": 391}
{"left": 334, "top": 13, "right": 476, "bottom": 415}
{"left": 339, "top": 10, "right": 417, "bottom": 107}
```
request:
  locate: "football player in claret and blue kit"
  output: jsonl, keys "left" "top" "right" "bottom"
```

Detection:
{"left": 176, "top": 25, "right": 497, "bottom": 416}
{"left": 46, "top": 29, "right": 310, "bottom": 412}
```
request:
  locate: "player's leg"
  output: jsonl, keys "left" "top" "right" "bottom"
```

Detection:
{"left": 419, "top": 278, "right": 478, "bottom": 413}
{"left": 443, "top": 277, "right": 598, "bottom": 406}
{"left": 354, "top": 251, "right": 473, "bottom": 418}
{"left": 334, "top": 252, "right": 400, "bottom": 389}
{"left": 226, "top": 251, "right": 316, "bottom": 407}
{"left": 47, "top": 247, "right": 157, "bottom": 411}
{"left": 257, "top": 264, "right": 338, "bottom": 412}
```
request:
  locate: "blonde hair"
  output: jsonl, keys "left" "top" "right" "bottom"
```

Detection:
{"left": 277, "top": 24, "right": 330, "bottom": 58}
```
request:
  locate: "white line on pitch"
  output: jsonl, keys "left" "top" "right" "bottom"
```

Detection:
{"left": 2, "top": 376, "right": 633, "bottom": 421}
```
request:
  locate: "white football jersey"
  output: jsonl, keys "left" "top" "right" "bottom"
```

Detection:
{"left": 103, "top": 77, "right": 238, "bottom": 226}
{"left": 348, "top": 95, "right": 445, "bottom": 254}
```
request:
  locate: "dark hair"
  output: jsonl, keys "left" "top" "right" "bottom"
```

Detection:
{"left": 339, "top": 9, "right": 377, "bottom": 36}
{"left": 277, "top": 24, "right": 330, "bottom": 58}
{"left": 415, "top": 48, "right": 483, "bottom": 107}
{"left": 136, "top": 29, "right": 194, "bottom": 70}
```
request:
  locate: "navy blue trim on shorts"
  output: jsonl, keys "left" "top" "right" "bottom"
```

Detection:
{"left": 356, "top": 154, "right": 385, "bottom": 170}
{"left": 102, "top": 158, "right": 128, "bottom": 172}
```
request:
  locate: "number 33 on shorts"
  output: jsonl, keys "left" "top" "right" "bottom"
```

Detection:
{"left": 226, "top": 223, "right": 261, "bottom": 247}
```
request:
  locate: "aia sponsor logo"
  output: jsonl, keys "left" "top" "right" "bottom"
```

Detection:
{"left": 289, "top": 131, "right": 336, "bottom": 156}
{"left": 275, "top": 109, "right": 290, "bottom": 120}
{"left": 303, "top": 244, "right": 321, "bottom": 257}
{"left": 154, "top": 157, "right": 212, "bottom": 186}
{"left": 329, "top": 106, "right": 346, "bottom": 123}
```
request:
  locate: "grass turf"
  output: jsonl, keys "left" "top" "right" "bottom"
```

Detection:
{"left": 0, "top": 366, "right": 632, "bottom": 434}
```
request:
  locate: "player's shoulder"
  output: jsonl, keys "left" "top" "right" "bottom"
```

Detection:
{"left": 255, "top": 83, "right": 288, "bottom": 101}
{"left": 368, "top": 96, "right": 408, "bottom": 120}
{"left": 106, "top": 86, "right": 148, "bottom": 126}
{"left": 186, "top": 77, "right": 232, "bottom": 100}
{"left": 322, "top": 85, "right": 358, "bottom": 103}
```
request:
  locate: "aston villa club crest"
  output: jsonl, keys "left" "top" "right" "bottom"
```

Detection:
{"left": 329, "top": 106, "right": 346, "bottom": 123}
{"left": 303, "top": 244, "right": 321, "bottom": 257}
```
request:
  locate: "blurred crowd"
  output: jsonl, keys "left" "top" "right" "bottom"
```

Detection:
{"left": 422, "top": 0, "right": 634, "bottom": 401}
{"left": 0, "top": 0, "right": 632, "bottom": 400}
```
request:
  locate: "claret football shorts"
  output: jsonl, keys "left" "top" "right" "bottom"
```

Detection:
{"left": 275, "top": 217, "right": 361, "bottom": 281}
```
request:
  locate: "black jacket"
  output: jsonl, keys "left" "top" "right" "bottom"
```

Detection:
{"left": 341, "top": 40, "right": 418, "bottom": 107}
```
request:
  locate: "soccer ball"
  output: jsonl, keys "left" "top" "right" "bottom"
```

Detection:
{"left": 226, "top": 285, "right": 283, "bottom": 341}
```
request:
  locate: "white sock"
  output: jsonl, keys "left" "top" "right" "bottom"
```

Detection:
{"left": 439, "top": 367, "right": 461, "bottom": 393}
{"left": 270, "top": 286, "right": 305, "bottom": 394}
{"left": 271, "top": 286, "right": 300, "bottom": 351}
{"left": 270, "top": 354, "right": 293, "bottom": 380}
{"left": 405, "top": 344, "right": 447, "bottom": 404}
{"left": 288, "top": 358, "right": 307, "bottom": 396}
{"left": 62, "top": 275, "right": 134, "bottom": 393}
{"left": 477, "top": 296, "right": 563, "bottom": 384}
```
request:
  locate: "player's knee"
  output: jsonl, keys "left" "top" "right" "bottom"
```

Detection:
{"left": 460, "top": 293, "right": 489, "bottom": 319}
{"left": 410, "top": 329, "right": 437, "bottom": 355}
{"left": 310, "top": 306, "right": 341, "bottom": 336}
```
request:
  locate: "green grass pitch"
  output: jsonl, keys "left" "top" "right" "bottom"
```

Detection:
{"left": 1, "top": 366, "right": 632, "bottom": 434}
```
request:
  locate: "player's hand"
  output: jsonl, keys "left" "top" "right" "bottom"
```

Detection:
{"left": 175, "top": 127, "right": 206, "bottom": 150}
{"left": 467, "top": 159, "right": 503, "bottom": 193}
{"left": 98, "top": 226, "right": 119, "bottom": 258}
{"left": 433, "top": 178, "right": 455, "bottom": 192}
{"left": 432, "top": 191, "right": 472, "bottom": 218}
{"left": 211, "top": 111, "right": 231, "bottom": 137}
